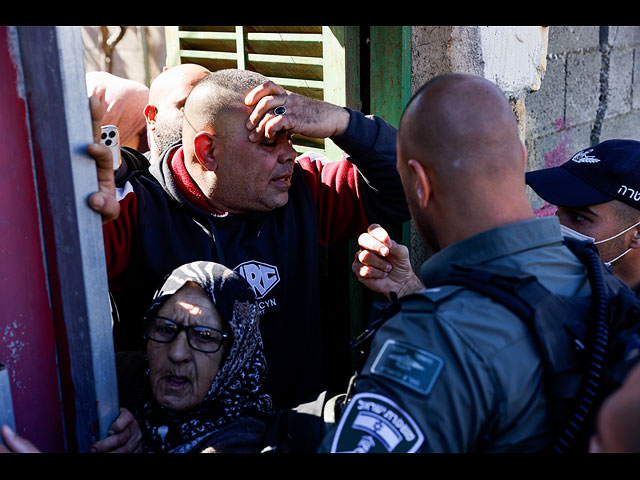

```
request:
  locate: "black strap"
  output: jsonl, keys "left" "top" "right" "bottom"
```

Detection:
{"left": 431, "top": 240, "right": 610, "bottom": 453}
{"left": 350, "top": 292, "right": 401, "bottom": 352}
{"left": 431, "top": 263, "right": 550, "bottom": 329}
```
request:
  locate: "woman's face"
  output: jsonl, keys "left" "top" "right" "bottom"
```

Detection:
{"left": 147, "top": 282, "right": 227, "bottom": 412}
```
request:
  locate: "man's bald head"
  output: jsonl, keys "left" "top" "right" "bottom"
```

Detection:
{"left": 398, "top": 74, "right": 524, "bottom": 187}
{"left": 183, "top": 69, "right": 270, "bottom": 141}
{"left": 149, "top": 63, "right": 210, "bottom": 104}
{"left": 397, "top": 74, "right": 533, "bottom": 249}
{"left": 145, "top": 63, "right": 211, "bottom": 161}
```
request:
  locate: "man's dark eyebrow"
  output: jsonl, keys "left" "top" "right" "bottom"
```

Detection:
{"left": 573, "top": 206, "right": 598, "bottom": 216}
{"left": 263, "top": 129, "right": 294, "bottom": 142}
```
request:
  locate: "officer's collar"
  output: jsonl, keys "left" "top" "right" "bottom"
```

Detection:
{"left": 420, "top": 217, "right": 564, "bottom": 286}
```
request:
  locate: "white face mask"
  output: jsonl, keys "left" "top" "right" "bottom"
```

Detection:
{"left": 560, "top": 224, "right": 595, "bottom": 243}
{"left": 560, "top": 221, "right": 640, "bottom": 267}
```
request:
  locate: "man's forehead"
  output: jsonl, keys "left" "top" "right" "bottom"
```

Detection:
{"left": 559, "top": 203, "right": 622, "bottom": 225}
{"left": 218, "top": 103, "right": 253, "bottom": 133}
{"left": 565, "top": 205, "right": 599, "bottom": 216}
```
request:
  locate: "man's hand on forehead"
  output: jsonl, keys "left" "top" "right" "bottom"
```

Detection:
{"left": 244, "top": 80, "right": 350, "bottom": 143}
{"left": 243, "top": 81, "right": 293, "bottom": 142}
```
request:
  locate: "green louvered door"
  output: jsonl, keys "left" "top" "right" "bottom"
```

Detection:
{"left": 165, "top": 25, "right": 361, "bottom": 162}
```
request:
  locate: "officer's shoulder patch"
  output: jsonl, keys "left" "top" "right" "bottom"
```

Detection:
{"left": 420, "top": 285, "right": 465, "bottom": 302}
{"left": 401, "top": 286, "right": 464, "bottom": 313}
{"left": 370, "top": 339, "right": 443, "bottom": 395}
{"left": 329, "top": 392, "right": 424, "bottom": 453}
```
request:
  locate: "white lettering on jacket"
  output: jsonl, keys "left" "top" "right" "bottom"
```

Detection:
{"left": 234, "top": 261, "right": 280, "bottom": 299}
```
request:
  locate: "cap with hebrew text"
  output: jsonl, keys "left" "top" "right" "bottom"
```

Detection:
{"left": 526, "top": 139, "right": 640, "bottom": 210}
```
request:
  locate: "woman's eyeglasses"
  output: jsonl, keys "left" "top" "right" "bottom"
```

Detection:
{"left": 144, "top": 316, "right": 228, "bottom": 353}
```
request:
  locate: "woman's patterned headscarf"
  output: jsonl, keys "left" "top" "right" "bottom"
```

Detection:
{"left": 137, "top": 261, "right": 273, "bottom": 453}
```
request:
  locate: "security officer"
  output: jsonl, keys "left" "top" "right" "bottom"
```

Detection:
{"left": 319, "top": 74, "right": 593, "bottom": 453}
{"left": 526, "top": 139, "right": 640, "bottom": 294}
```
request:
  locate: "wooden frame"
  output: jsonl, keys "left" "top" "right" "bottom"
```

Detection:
{"left": 0, "top": 364, "right": 15, "bottom": 442}
{"left": 13, "top": 25, "right": 119, "bottom": 452}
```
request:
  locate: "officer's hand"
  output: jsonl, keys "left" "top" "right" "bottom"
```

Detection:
{"left": 89, "top": 408, "right": 142, "bottom": 453}
{"left": 0, "top": 425, "right": 41, "bottom": 453}
{"left": 353, "top": 224, "right": 425, "bottom": 299}
{"left": 86, "top": 96, "right": 120, "bottom": 224}
{"left": 244, "top": 80, "right": 350, "bottom": 142}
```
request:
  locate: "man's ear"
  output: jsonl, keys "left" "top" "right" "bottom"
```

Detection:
{"left": 629, "top": 227, "right": 640, "bottom": 249}
{"left": 407, "top": 159, "right": 431, "bottom": 209}
{"left": 143, "top": 104, "right": 157, "bottom": 128}
{"left": 193, "top": 131, "right": 218, "bottom": 171}
{"left": 520, "top": 140, "right": 528, "bottom": 169}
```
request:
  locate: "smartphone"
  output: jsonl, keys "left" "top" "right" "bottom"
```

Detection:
{"left": 100, "top": 124, "right": 120, "bottom": 169}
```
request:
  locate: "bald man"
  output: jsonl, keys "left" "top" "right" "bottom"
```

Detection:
{"left": 90, "top": 69, "right": 409, "bottom": 411}
{"left": 112, "top": 64, "right": 210, "bottom": 186}
{"left": 321, "top": 74, "right": 595, "bottom": 453}
{"left": 144, "top": 63, "right": 211, "bottom": 163}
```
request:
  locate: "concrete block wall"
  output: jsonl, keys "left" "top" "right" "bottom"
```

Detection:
{"left": 406, "top": 25, "right": 640, "bottom": 267}
{"left": 524, "top": 26, "right": 640, "bottom": 213}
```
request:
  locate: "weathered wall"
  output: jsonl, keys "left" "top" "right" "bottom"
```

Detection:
{"left": 408, "top": 25, "right": 640, "bottom": 267}
{"left": 524, "top": 26, "right": 640, "bottom": 214}
{"left": 408, "top": 26, "right": 550, "bottom": 267}
{"left": 81, "top": 26, "right": 167, "bottom": 87}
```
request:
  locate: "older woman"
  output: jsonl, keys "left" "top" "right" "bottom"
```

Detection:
{"left": 93, "top": 261, "right": 274, "bottom": 453}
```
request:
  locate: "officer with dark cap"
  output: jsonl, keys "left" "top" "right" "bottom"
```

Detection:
{"left": 526, "top": 139, "right": 640, "bottom": 293}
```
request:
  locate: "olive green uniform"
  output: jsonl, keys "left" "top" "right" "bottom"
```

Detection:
{"left": 322, "top": 217, "right": 592, "bottom": 453}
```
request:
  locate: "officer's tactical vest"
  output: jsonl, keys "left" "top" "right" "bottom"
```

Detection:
{"left": 387, "top": 238, "right": 640, "bottom": 453}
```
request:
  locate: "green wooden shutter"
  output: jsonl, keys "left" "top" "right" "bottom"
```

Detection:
{"left": 164, "top": 26, "right": 361, "bottom": 161}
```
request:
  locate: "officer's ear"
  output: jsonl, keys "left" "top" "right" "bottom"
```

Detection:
{"left": 629, "top": 226, "right": 640, "bottom": 249}
{"left": 520, "top": 140, "right": 528, "bottom": 169}
{"left": 193, "top": 131, "right": 218, "bottom": 171}
{"left": 407, "top": 159, "right": 431, "bottom": 209}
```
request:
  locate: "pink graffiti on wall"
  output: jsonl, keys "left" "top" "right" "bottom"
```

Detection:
{"left": 533, "top": 118, "right": 573, "bottom": 217}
